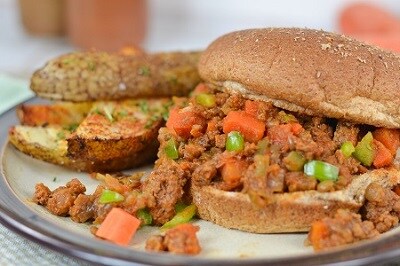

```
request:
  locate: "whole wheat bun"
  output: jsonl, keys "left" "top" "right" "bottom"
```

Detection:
{"left": 192, "top": 168, "right": 400, "bottom": 233}
{"left": 193, "top": 28, "right": 400, "bottom": 233}
{"left": 198, "top": 28, "right": 400, "bottom": 128}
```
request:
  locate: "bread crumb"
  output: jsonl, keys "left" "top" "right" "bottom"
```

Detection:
{"left": 118, "top": 82, "right": 126, "bottom": 90}
{"left": 321, "top": 43, "right": 331, "bottom": 50}
{"left": 357, "top": 57, "right": 367, "bottom": 63}
{"left": 383, "top": 62, "right": 388, "bottom": 68}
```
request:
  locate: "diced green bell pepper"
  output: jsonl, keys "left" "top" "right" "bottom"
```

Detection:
{"left": 353, "top": 132, "right": 374, "bottom": 166}
{"left": 174, "top": 201, "right": 188, "bottom": 213}
{"left": 99, "top": 189, "right": 125, "bottom": 204}
{"left": 164, "top": 138, "right": 179, "bottom": 159}
{"left": 340, "top": 141, "right": 355, "bottom": 158}
{"left": 304, "top": 160, "right": 339, "bottom": 182}
{"left": 195, "top": 93, "right": 216, "bottom": 108}
{"left": 136, "top": 208, "right": 153, "bottom": 226}
{"left": 161, "top": 204, "right": 197, "bottom": 230}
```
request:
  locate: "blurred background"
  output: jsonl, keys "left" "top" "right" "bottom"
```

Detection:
{"left": 1, "top": 0, "right": 400, "bottom": 79}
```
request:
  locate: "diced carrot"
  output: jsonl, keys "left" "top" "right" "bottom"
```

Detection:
{"left": 222, "top": 111, "right": 265, "bottom": 142}
{"left": 339, "top": 3, "right": 400, "bottom": 35}
{"left": 290, "top": 123, "right": 304, "bottom": 136}
{"left": 308, "top": 220, "right": 329, "bottom": 251}
{"left": 244, "top": 100, "right": 259, "bottom": 117}
{"left": 95, "top": 208, "right": 141, "bottom": 246}
{"left": 220, "top": 158, "right": 248, "bottom": 187}
{"left": 373, "top": 128, "right": 400, "bottom": 156}
{"left": 166, "top": 108, "right": 206, "bottom": 139}
{"left": 373, "top": 139, "right": 393, "bottom": 168}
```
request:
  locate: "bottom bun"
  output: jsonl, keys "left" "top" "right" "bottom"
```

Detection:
{"left": 191, "top": 168, "right": 400, "bottom": 233}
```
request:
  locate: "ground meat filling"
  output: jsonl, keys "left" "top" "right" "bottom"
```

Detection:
{"left": 33, "top": 178, "right": 86, "bottom": 216}
{"left": 144, "top": 84, "right": 400, "bottom": 249}
{"left": 308, "top": 183, "right": 400, "bottom": 250}
{"left": 150, "top": 86, "right": 374, "bottom": 205}
{"left": 307, "top": 209, "right": 379, "bottom": 251}
{"left": 33, "top": 174, "right": 146, "bottom": 225}
{"left": 363, "top": 183, "right": 400, "bottom": 233}
{"left": 143, "top": 158, "right": 187, "bottom": 225}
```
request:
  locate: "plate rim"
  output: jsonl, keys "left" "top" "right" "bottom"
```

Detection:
{"left": 2, "top": 98, "right": 400, "bottom": 266}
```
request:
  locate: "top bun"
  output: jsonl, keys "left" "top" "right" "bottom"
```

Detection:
{"left": 198, "top": 28, "right": 400, "bottom": 128}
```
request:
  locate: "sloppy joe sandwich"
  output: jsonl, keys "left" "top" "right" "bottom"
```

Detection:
{"left": 143, "top": 28, "right": 400, "bottom": 249}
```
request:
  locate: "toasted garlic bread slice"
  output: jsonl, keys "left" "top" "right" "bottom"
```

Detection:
{"left": 17, "top": 102, "right": 92, "bottom": 127}
{"left": 67, "top": 98, "right": 170, "bottom": 170}
{"left": 8, "top": 123, "right": 159, "bottom": 172}
{"left": 8, "top": 125, "right": 87, "bottom": 169}
{"left": 9, "top": 98, "right": 172, "bottom": 172}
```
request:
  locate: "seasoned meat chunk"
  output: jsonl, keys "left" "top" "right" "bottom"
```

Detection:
{"left": 33, "top": 183, "right": 51, "bottom": 205}
{"left": 308, "top": 209, "right": 379, "bottom": 251}
{"left": 266, "top": 164, "right": 285, "bottom": 193}
{"left": 183, "top": 143, "right": 205, "bottom": 161}
{"left": 192, "top": 159, "right": 218, "bottom": 187}
{"left": 364, "top": 183, "right": 400, "bottom": 233}
{"left": 163, "top": 224, "right": 201, "bottom": 255}
{"left": 143, "top": 159, "right": 187, "bottom": 224}
{"left": 46, "top": 179, "right": 86, "bottom": 216}
{"left": 285, "top": 172, "right": 317, "bottom": 192}
{"left": 145, "top": 235, "right": 165, "bottom": 252}
{"left": 69, "top": 194, "right": 95, "bottom": 223}
{"left": 333, "top": 121, "right": 359, "bottom": 146}
{"left": 308, "top": 117, "right": 336, "bottom": 156}
{"left": 145, "top": 224, "right": 201, "bottom": 255}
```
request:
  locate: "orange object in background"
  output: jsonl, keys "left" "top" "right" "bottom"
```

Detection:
{"left": 339, "top": 2, "right": 400, "bottom": 35}
{"left": 18, "top": 0, "right": 65, "bottom": 36}
{"left": 338, "top": 2, "right": 400, "bottom": 52}
{"left": 66, "top": 0, "right": 147, "bottom": 52}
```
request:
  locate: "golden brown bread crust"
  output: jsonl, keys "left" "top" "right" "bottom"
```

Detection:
{"left": 8, "top": 125, "right": 158, "bottom": 172}
{"left": 9, "top": 98, "right": 169, "bottom": 172}
{"left": 192, "top": 168, "right": 400, "bottom": 233}
{"left": 31, "top": 51, "right": 201, "bottom": 102}
{"left": 67, "top": 119, "right": 162, "bottom": 171}
{"left": 198, "top": 28, "right": 400, "bottom": 128}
